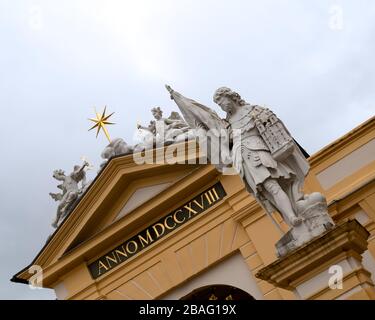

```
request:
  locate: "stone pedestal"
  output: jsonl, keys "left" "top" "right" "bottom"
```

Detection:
{"left": 256, "top": 220, "right": 375, "bottom": 300}
{"left": 276, "top": 192, "right": 334, "bottom": 257}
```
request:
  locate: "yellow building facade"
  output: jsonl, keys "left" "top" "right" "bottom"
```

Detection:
{"left": 12, "top": 116, "right": 375, "bottom": 300}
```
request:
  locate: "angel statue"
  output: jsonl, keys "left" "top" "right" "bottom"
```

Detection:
{"left": 166, "top": 85, "right": 334, "bottom": 252}
{"left": 49, "top": 161, "right": 90, "bottom": 228}
{"left": 135, "top": 107, "right": 193, "bottom": 151}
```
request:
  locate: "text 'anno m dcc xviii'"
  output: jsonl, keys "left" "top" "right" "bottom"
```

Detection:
{"left": 88, "top": 182, "right": 226, "bottom": 279}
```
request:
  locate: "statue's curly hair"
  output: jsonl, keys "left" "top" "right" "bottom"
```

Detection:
{"left": 213, "top": 87, "right": 246, "bottom": 106}
{"left": 53, "top": 169, "right": 65, "bottom": 176}
{"left": 151, "top": 106, "right": 163, "bottom": 116}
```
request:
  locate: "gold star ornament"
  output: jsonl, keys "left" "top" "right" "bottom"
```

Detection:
{"left": 88, "top": 106, "right": 115, "bottom": 143}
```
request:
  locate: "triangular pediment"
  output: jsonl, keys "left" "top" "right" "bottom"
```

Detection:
{"left": 13, "top": 142, "right": 222, "bottom": 285}
{"left": 66, "top": 164, "right": 200, "bottom": 250}
{"left": 114, "top": 182, "right": 174, "bottom": 222}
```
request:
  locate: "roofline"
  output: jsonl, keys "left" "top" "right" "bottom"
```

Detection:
{"left": 10, "top": 275, "right": 29, "bottom": 285}
{"left": 309, "top": 115, "right": 375, "bottom": 166}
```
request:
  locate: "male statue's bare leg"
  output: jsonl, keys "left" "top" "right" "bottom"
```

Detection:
{"left": 263, "top": 178, "right": 302, "bottom": 226}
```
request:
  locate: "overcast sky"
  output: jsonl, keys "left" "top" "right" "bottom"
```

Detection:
{"left": 1, "top": 0, "right": 374, "bottom": 299}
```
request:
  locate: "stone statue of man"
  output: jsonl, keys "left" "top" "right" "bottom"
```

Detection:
{"left": 213, "top": 87, "right": 310, "bottom": 226}
{"left": 166, "top": 85, "right": 320, "bottom": 229}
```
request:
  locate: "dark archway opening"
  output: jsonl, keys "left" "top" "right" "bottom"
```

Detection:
{"left": 180, "top": 284, "right": 255, "bottom": 300}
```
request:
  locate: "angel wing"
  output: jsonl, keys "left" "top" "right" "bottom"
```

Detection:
{"left": 168, "top": 111, "right": 183, "bottom": 121}
{"left": 167, "top": 111, "right": 189, "bottom": 130}
{"left": 49, "top": 192, "right": 63, "bottom": 202}
{"left": 166, "top": 85, "right": 233, "bottom": 171}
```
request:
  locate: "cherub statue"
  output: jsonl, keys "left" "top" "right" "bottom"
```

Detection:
{"left": 136, "top": 107, "right": 191, "bottom": 145}
{"left": 49, "top": 161, "right": 90, "bottom": 228}
{"left": 166, "top": 85, "right": 334, "bottom": 246}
